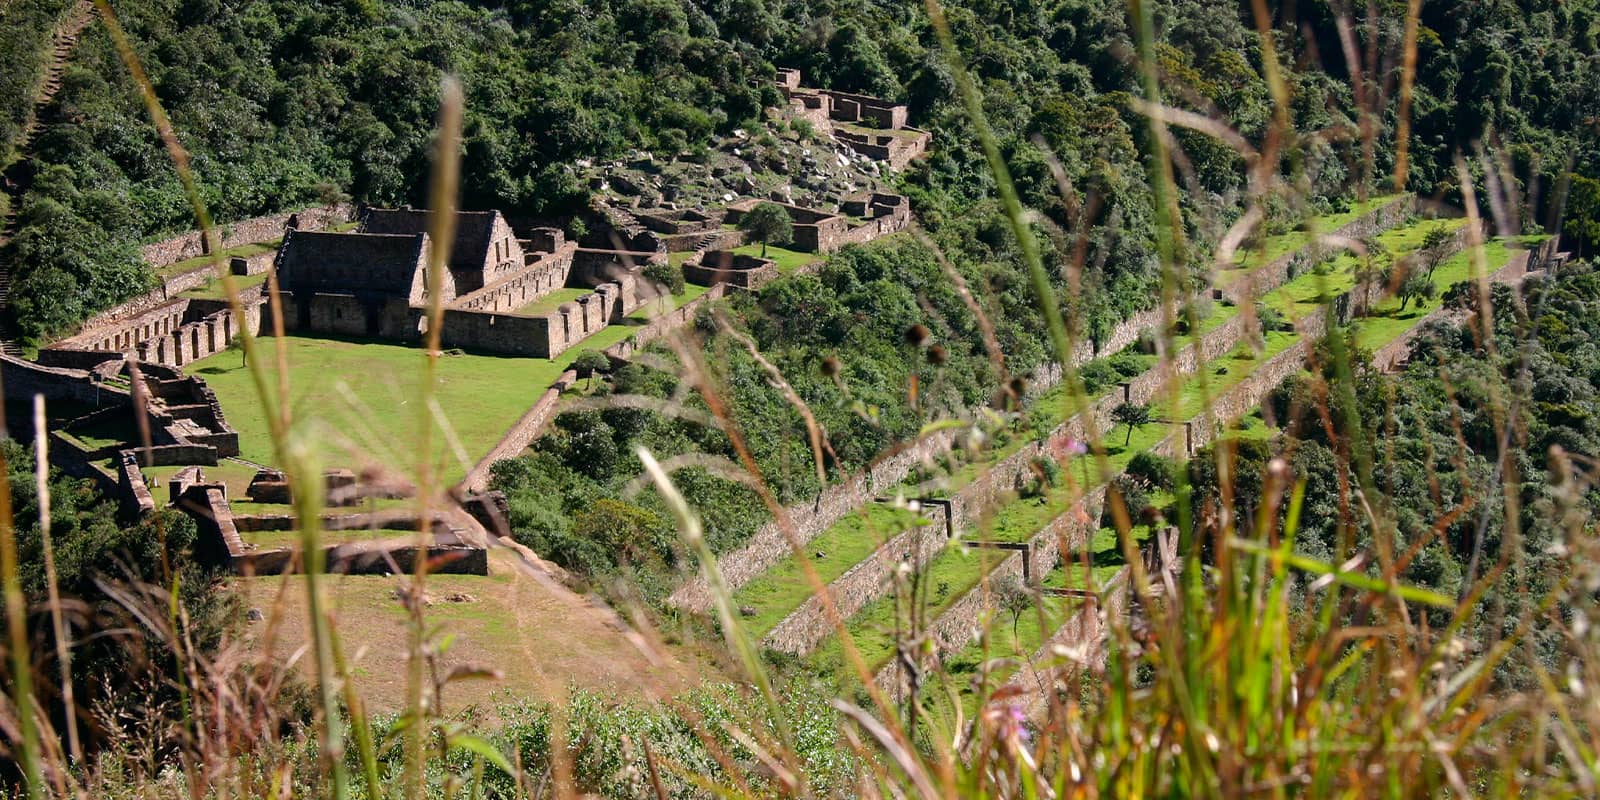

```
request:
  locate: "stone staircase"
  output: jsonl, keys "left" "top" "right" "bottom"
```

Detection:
{"left": 0, "top": 0, "right": 97, "bottom": 355}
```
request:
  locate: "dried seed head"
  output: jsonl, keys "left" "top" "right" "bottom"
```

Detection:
{"left": 904, "top": 323, "right": 931, "bottom": 348}
{"left": 820, "top": 355, "right": 842, "bottom": 377}
{"left": 1008, "top": 376, "right": 1028, "bottom": 398}
{"left": 927, "top": 344, "right": 948, "bottom": 366}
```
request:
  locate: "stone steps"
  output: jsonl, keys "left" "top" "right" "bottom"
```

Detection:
{"left": 0, "top": 0, "right": 96, "bottom": 354}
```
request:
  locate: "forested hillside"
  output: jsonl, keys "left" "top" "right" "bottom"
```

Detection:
{"left": 2, "top": 0, "right": 1596, "bottom": 341}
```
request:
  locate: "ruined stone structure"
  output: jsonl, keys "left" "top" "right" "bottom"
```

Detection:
{"left": 683, "top": 250, "right": 778, "bottom": 289}
{"left": 273, "top": 207, "right": 656, "bottom": 359}
{"left": 722, "top": 192, "right": 911, "bottom": 254}
{"left": 774, "top": 69, "right": 931, "bottom": 170}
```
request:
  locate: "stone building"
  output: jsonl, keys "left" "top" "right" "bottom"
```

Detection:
{"left": 273, "top": 207, "right": 655, "bottom": 358}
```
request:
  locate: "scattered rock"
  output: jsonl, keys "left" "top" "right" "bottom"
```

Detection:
{"left": 246, "top": 608, "right": 264, "bottom": 621}
{"left": 443, "top": 592, "right": 477, "bottom": 603}
{"left": 739, "top": 605, "right": 758, "bottom": 617}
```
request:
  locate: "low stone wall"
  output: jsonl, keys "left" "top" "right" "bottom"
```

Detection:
{"left": 121, "top": 443, "right": 219, "bottom": 468}
{"left": 179, "top": 482, "right": 488, "bottom": 576}
{"left": 762, "top": 504, "right": 949, "bottom": 654}
{"left": 602, "top": 284, "right": 727, "bottom": 361}
{"left": 449, "top": 248, "right": 575, "bottom": 313}
{"left": 873, "top": 486, "right": 1105, "bottom": 695}
{"left": 458, "top": 370, "right": 577, "bottom": 494}
{"left": 117, "top": 452, "right": 158, "bottom": 518}
{"left": 140, "top": 203, "right": 353, "bottom": 268}
{"left": 1005, "top": 567, "right": 1130, "bottom": 717}
{"left": 683, "top": 250, "right": 777, "bottom": 289}
{"left": 0, "top": 355, "right": 131, "bottom": 407}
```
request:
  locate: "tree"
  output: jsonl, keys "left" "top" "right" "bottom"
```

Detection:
{"left": 1418, "top": 226, "right": 1454, "bottom": 277}
{"left": 738, "top": 202, "right": 793, "bottom": 258}
{"left": 572, "top": 350, "right": 610, "bottom": 390}
{"left": 1111, "top": 402, "right": 1153, "bottom": 447}
{"left": 1397, "top": 270, "right": 1437, "bottom": 312}
{"left": 1567, "top": 175, "right": 1600, "bottom": 259}
{"left": 226, "top": 335, "right": 246, "bottom": 368}
{"left": 642, "top": 262, "right": 684, "bottom": 296}
{"left": 991, "top": 573, "right": 1033, "bottom": 643}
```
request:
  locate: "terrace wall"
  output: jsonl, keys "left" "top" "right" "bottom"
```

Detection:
{"left": 140, "top": 203, "right": 353, "bottom": 268}
{"left": 1223, "top": 196, "right": 1414, "bottom": 303}
{"left": 601, "top": 283, "right": 727, "bottom": 361}
{"left": 458, "top": 370, "right": 577, "bottom": 494}
{"left": 762, "top": 504, "right": 949, "bottom": 654}
{"left": 873, "top": 485, "right": 1106, "bottom": 696}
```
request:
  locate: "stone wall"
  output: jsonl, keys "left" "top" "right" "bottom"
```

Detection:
{"left": 601, "top": 284, "right": 728, "bottom": 361}
{"left": 873, "top": 486, "right": 1105, "bottom": 695}
{"left": 1223, "top": 196, "right": 1414, "bottom": 303}
{"left": 0, "top": 355, "right": 131, "bottom": 407}
{"left": 140, "top": 203, "right": 353, "bottom": 268}
{"left": 58, "top": 286, "right": 264, "bottom": 369}
{"left": 683, "top": 250, "right": 778, "bottom": 289}
{"left": 762, "top": 504, "right": 949, "bottom": 654}
{"left": 448, "top": 247, "right": 575, "bottom": 313}
{"left": 832, "top": 129, "right": 931, "bottom": 170}
{"left": 180, "top": 481, "right": 488, "bottom": 576}
{"left": 670, "top": 204, "right": 1413, "bottom": 613}
{"left": 458, "top": 370, "right": 577, "bottom": 493}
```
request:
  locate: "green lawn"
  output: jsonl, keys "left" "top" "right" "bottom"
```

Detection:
{"left": 244, "top": 527, "right": 420, "bottom": 550}
{"left": 186, "top": 336, "right": 576, "bottom": 484}
{"left": 809, "top": 540, "right": 1013, "bottom": 678}
{"left": 732, "top": 242, "right": 819, "bottom": 274}
{"left": 1221, "top": 195, "right": 1402, "bottom": 275}
{"left": 187, "top": 282, "right": 717, "bottom": 482}
{"left": 514, "top": 287, "right": 591, "bottom": 317}
{"left": 1352, "top": 237, "right": 1524, "bottom": 351}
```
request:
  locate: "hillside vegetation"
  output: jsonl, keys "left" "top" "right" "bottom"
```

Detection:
{"left": 0, "top": 1, "right": 1597, "bottom": 798}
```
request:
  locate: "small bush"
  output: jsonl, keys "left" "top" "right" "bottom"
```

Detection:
{"left": 1127, "top": 451, "right": 1177, "bottom": 490}
{"left": 643, "top": 262, "right": 685, "bottom": 295}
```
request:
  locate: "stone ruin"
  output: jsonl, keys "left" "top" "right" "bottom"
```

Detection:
{"left": 774, "top": 68, "right": 931, "bottom": 170}
{"left": 274, "top": 207, "right": 662, "bottom": 359}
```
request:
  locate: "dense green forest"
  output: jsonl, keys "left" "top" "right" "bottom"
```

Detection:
{"left": 2, "top": 0, "right": 1596, "bottom": 340}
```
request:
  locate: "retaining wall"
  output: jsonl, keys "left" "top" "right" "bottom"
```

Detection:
{"left": 670, "top": 200, "right": 1419, "bottom": 613}
{"left": 139, "top": 204, "right": 353, "bottom": 268}
{"left": 1222, "top": 196, "right": 1414, "bottom": 304}
{"left": 762, "top": 504, "right": 949, "bottom": 654}
{"left": 458, "top": 370, "right": 578, "bottom": 494}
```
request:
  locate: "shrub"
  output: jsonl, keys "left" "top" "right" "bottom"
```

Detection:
{"left": 1102, "top": 473, "right": 1153, "bottom": 527}
{"left": 643, "top": 262, "right": 685, "bottom": 295}
{"left": 1126, "top": 451, "right": 1178, "bottom": 490}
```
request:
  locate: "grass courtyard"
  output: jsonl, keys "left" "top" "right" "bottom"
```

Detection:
{"left": 184, "top": 284, "right": 707, "bottom": 484}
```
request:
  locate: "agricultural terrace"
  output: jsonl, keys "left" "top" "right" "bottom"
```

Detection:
{"left": 796, "top": 216, "right": 1531, "bottom": 687}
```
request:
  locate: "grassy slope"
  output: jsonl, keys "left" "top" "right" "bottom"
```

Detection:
{"left": 241, "top": 549, "right": 712, "bottom": 714}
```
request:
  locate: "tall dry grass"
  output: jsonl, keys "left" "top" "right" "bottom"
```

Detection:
{"left": 0, "top": 0, "right": 1591, "bottom": 797}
